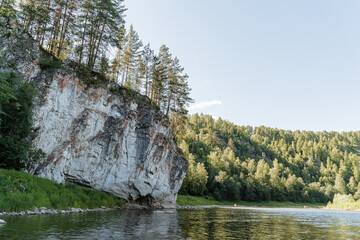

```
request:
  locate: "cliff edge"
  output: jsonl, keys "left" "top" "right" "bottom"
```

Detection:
{"left": 0, "top": 27, "right": 188, "bottom": 208}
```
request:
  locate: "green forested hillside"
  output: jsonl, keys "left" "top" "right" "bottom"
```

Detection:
{"left": 178, "top": 114, "right": 360, "bottom": 203}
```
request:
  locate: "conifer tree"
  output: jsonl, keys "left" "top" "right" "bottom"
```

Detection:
{"left": 86, "top": 0, "right": 125, "bottom": 70}
{"left": 156, "top": 45, "right": 171, "bottom": 109}
{"left": 110, "top": 24, "right": 126, "bottom": 82}
{"left": 72, "top": 0, "right": 125, "bottom": 69}
{"left": 164, "top": 57, "right": 182, "bottom": 115}
{"left": 121, "top": 25, "right": 142, "bottom": 85}
{"left": 99, "top": 54, "right": 109, "bottom": 76}
{"left": 0, "top": 0, "right": 16, "bottom": 21}
{"left": 54, "top": 0, "right": 77, "bottom": 58}
{"left": 76, "top": 0, "right": 93, "bottom": 65}
{"left": 11, "top": 0, "right": 194, "bottom": 121}
{"left": 150, "top": 55, "right": 166, "bottom": 105}
{"left": 141, "top": 43, "right": 155, "bottom": 97}
{"left": 134, "top": 55, "right": 145, "bottom": 91}
{"left": 19, "top": 0, "right": 37, "bottom": 31}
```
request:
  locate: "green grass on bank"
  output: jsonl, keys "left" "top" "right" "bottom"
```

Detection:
{"left": 177, "top": 195, "right": 326, "bottom": 208}
{"left": 0, "top": 169, "right": 126, "bottom": 212}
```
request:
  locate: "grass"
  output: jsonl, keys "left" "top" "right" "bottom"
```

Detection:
{"left": 0, "top": 168, "right": 126, "bottom": 212}
{"left": 176, "top": 195, "right": 326, "bottom": 208}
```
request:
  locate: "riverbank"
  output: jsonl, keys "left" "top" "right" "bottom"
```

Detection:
{"left": 0, "top": 169, "right": 126, "bottom": 213}
{"left": 176, "top": 195, "right": 326, "bottom": 208}
{"left": 0, "top": 206, "right": 122, "bottom": 217}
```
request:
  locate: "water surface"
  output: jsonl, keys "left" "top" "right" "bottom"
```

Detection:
{"left": 1, "top": 207, "right": 360, "bottom": 239}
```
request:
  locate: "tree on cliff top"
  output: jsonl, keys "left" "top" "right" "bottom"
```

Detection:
{"left": 15, "top": 0, "right": 193, "bottom": 124}
{"left": 0, "top": 0, "right": 16, "bottom": 23}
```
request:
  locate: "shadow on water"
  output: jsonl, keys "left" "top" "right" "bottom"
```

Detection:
{"left": 1, "top": 208, "right": 360, "bottom": 239}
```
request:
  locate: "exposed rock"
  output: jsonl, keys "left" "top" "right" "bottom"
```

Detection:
{"left": 123, "top": 203, "right": 151, "bottom": 210}
{"left": 0, "top": 26, "right": 188, "bottom": 208}
{"left": 0, "top": 219, "right": 6, "bottom": 225}
{"left": 0, "top": 206, "right": 121, "bottom": 216}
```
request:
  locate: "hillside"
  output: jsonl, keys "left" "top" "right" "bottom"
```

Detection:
{"left": 178, "top": 114, "right": 360, "bottom": 203}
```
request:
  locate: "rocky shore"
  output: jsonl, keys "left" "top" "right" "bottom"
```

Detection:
{"left": 0, "top": 206, "right": 122, "bottom": 217}
{"left": 0, "top": 203, "right": 181, "bottom": 217}
{"left": 176, "top": 205, "right": 220, "bottom": 210}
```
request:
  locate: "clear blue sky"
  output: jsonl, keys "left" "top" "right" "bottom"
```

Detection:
{"left": 124, "top": 0, "right": 360, "bottom": 132}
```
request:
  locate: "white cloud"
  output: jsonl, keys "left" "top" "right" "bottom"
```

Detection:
{"left": 188, "top": 100, "right": 222, "bottom": 112}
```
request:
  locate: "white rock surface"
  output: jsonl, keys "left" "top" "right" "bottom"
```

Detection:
{"left": 0, "top": 30, "right": 188, "bottom": 208}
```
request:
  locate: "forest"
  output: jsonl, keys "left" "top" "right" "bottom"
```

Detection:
{"left": 0, "top": 0, "right": 192, "bottom": 120}
{"left": 178, "top": 114, "right": 360, "bottom": 203}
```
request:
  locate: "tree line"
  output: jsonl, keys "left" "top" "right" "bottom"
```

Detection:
{"left": 179, "top": 114, "right": 360, "bottom": 203}
{"left": 1, "top": 0, "right": 192, "bottom": 118}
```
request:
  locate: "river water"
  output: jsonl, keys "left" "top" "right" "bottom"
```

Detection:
{"left": 0, "top": 207, "right": 360, "bottom": 239}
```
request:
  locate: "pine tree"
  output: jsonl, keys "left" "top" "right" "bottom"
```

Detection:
{"left": 121, "top": 24, "right": 142, "bottom": 85}
{"left": 164, "top": 57, "right": 182, "bottom": 115}
{"left": 141, "top": 43, "right": 154, "bottom": 97}
{"left": 174, "top": 73, "right": 193, "bottom": 116}
{"left": 150, "top": 56, "right": 166, "bottom": 105}
{"left": 19, "top": 0, "right": 37, "bottom": 32}
{"left": 76, "top": 0, "right": 93, "bottom": 65}
{"left": 54, "top": 0, "right": 77, "bottom": 58}
{"left": 99, "top": 54, "right": 109, "bottom": 76}
{"left": 110, "top": 24, "right": 126, "bottom": 82}
{"left": 134, "top": 55, "right": 145, "bottom": 91}
{"left": 156, "top": 45, "right": 172, "bottom": 110}
{"left": 83, "top": 0, "right": 125, "bottom": 70}
{"left": 0, "top": 0, "right": 17, "bottom": 21}
{"left": 38, "top": 0, "right": 52, "bottom": 46}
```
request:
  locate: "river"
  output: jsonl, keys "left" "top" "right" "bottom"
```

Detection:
{"left": 0, "top": 207, "right": 359, "bottom": 239}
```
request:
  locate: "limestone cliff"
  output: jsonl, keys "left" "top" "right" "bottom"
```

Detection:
{"left": 0, "top": 29, "right": 188, "bottom": 208}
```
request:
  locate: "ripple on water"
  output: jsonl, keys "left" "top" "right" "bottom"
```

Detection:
{"left": 0, "top": 208, "right": 360, "bottom": 239}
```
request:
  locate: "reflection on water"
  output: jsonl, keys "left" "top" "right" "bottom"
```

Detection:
{"left": 1, "top": 207, "right": 360, "bottom": 239}
{"left": 179, "top": 208, "right": 360, "bottom": 239}
{"left": 0, "top": 210, "right": 183, "bottom": 239}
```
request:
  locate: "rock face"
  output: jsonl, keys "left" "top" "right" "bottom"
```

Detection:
{"left": 0, "top": 28, "right": 188, "bottom": 208}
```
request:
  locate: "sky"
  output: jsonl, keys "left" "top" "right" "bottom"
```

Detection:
{"left": 124, "top": 0, "right": 360, "bottom": 132}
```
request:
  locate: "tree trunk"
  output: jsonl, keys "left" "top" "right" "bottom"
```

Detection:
{"left": 87, "top": 19, "right": 100, "bottom": 68}
{"left": 49, "top": 4, "right": 63, "bottom": 54}
{"left": 57, "top": 0, "right": 71, "bottom": 58}
{"left": 92, "top": 21, "right": 106, "bottom": 69}
{"left": 78, "top": 9, "right": 89, "bottom": 65}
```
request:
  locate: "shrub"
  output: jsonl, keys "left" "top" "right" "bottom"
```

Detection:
{"left": 38, "top": 50, "right": 63, "bottom": 72}
{"left": 0, "top": 69, "right": 43, "bottom": 170}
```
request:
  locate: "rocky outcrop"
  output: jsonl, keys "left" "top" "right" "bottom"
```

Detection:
{"left": 0, "top": 28, "right": 188, "bottom": 208}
